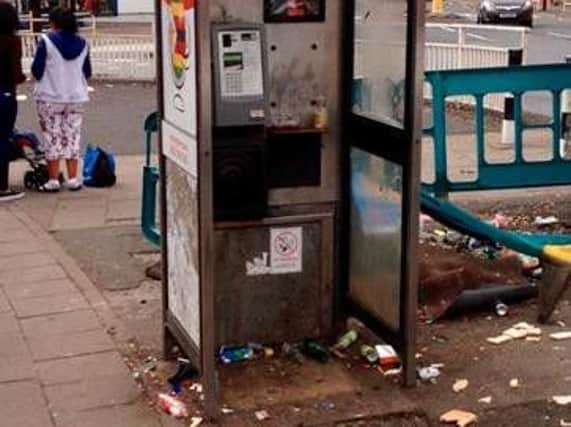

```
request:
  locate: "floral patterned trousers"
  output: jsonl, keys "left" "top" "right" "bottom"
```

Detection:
{"left": 36, "top": 101, "right": 84, "bottom": 161}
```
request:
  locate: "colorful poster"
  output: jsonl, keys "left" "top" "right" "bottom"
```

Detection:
{"left": 161, "top": 0, "right": 197, "bottom": 137}
{"left": 161, "top": 0, "right": 201, "bottom": 348}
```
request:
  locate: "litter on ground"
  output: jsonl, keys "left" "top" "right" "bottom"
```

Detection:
{"left": 510, "top": 378, "right": 520, "bottom": 388}
{"left": 453, "top": 379, "right": 469, "bottom": 393}
{"left": 478, "top": 396, "right": 492, "bottom": 404}
{"left": 487, "top": 335, "right": 513, "bottom": 345}
{"left": 487, "top": 323, "right": 542, "bottom": 344}
{"left": 417, "top": 366, "right": 441, "bottom": 382}
{"left": 550, "top": 332, "right": 571, "bottom": 341}
{"left": 440, "top": 409, "right": 478, "bottom": 427}
{"left": 255, "top": 410, "right": 270, "bottom": 421}
{"left": 553, "top": 396, "right": 571, "bottom": 406}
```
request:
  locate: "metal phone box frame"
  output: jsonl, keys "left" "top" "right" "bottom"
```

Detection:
{"left": 155, "top": 0, "right": 425, "bottom": 419}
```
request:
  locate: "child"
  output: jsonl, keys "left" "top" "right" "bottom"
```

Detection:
{"left": 32, "top": 7, "right": 92, "bottom": 192}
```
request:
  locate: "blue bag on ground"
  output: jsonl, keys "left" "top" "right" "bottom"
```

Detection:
{"left": 83, "top": 145, "right": 117, "bottom": 187}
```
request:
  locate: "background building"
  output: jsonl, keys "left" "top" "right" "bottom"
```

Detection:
{"left": 14, "top": 0, "right": 153, "bottom": 15}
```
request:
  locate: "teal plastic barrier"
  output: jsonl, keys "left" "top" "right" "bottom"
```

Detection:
{"left": 142, "top": 112, "right": 160, "bottom": 247}
{"left": 424, "top": 63, "right": 571, "bottom": 197}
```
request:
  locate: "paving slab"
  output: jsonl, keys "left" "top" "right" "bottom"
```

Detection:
{"left": 0, "top": 264, "right": 68, "bottom": 286}
{"left": 27, "top": 328, "right": 115, "bottom": 361}
{"left": 0, "top": 313, "right": 19, "bottom": 335}
{"left": 53, "top": 403, "right": 159, "bottom": 427}
{"left": 0, "top": 289, "right": 11, "bottom": 313}
{"left": 106, "top": 198, "right": 140, "bottom": 222}
{"left": 36, "top": 351, "right": 129, "bottom": 386}
{"left": 21, "top": 309, "right": 101, "bottom": 338}
{"left": 0, "top": 252, "right": 57, "bottom": 272}
{"left": 0, "top": 381, "right": 53, "bottom": 427}
{"left": 50, "top": 198, "right": 108, "bottom": 231}
{"left": 0, "top": 229, "right": 35, "bottom": 243}
{"left": 50, "top": 208, "right": 108, "bottom": 231}
{"left": 0, "top": 240, "right": 44, "bottom": 257}
{"left": 11, "top": 291, "right": 89, "bottom": 318}
{"left": 45, "top": 372, "right": 141, "bottom": 413}
{"left": 0, "top": 333, "right": 35, "bottom": 383}
{"left": 3, "top": 278, "right": 78, "bottom": 301}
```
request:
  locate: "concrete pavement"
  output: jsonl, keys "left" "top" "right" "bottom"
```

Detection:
{"left": 0, "top": 207, "right": 161, "bottom": 426}
{"left": 0, "top": 154, "right": 168, "bottom": 426}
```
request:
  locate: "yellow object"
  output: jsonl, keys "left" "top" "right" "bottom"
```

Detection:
{"left": 432, "top": 0, "right": 444, "bottom": 15}
{"left": 543, "top": 245, "right": 571, "bottom": 265}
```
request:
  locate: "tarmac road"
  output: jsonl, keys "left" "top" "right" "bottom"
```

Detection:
{"left": 428, "top": 13, "right": 571, "bottom": 116}
{"left": 15, "top": 81, "right": 157, "bottom": 156}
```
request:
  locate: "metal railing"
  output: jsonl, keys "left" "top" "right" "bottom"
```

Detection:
{"left": 20, "top": 33, "right": 155, "bottom": 81}
{"left": 19, "top": 12, "right": 97, "bottom": 37}
{"left": 423, "top": 63, "right": 571, "bottom": 197}
{"left": 424, "top": 23, "right": 528, "bottom": 111}
{"left": 355, "top": 23, "right": 528, "bottom": 112}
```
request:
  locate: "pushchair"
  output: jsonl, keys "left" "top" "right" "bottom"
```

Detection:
{"left": 9, "top": 129, "right": 51, "bottom": 191}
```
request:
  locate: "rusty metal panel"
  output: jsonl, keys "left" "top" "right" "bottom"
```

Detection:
{"left": 214, "top": 213, "right": 335, "bottom": 346}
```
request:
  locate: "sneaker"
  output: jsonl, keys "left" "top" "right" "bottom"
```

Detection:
{"left": 39, "top": 179, "right": 61, "bottom": 193}
{"left": 0, "top": 190, "right": 25, "bottom": 203}
{"left": 65, "top": 178, "right": 83, "bottom": 192}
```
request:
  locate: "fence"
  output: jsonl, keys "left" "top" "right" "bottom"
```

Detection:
{"left": 20, "top": 33, "right": 155, "bottom": 81}
{"left": 423, "top": 63, "right": 571, "bottom": 197}
{"left": 20, "top": 23, "right": 526, "bottom": 84}
{"left": 19, "top": 12, "right": 97, "bottom": 37}
{"left": 424, "top": 23, "right": 528, "bottom": 111}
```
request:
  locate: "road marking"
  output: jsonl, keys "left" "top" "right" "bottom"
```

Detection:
{"left": 548, "top": 31, "right": 571, "bottom": 40}
{"left": 435, "top": 24, "right": 456, "bottom": 33}
{"left": 467, "top": 32, "right": 491, "bottom": 41}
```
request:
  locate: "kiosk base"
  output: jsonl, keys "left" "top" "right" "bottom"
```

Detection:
{"left": 214, "top": 205, "right": 336, "bottom": 346}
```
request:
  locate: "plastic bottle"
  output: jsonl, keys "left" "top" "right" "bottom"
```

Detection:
{"left": 219, "top": 346, "right": 254, "bottom": 364}
{"left": 158, "top": 393, "right": 189, "bottom": 418}
{"left": 302, "top": 340, "right": 330, "bottom": 363}
{"left": 334, "top": 330, "right": 358, "bottom": 350}
{"left": 313, "top": 96, "right": 328, "bottom": 130}
{"left": 360, "top": 345, "right": 379, "bottom": 363}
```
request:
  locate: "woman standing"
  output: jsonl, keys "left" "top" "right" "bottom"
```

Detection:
{"left": 32, "top": 7, "right": 92, "bottom": 192}
{"left": 0, "top": 3, "right": 27, "bottom": 202}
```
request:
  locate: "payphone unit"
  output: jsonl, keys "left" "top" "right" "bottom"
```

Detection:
{"left": 211, "top": 23, "right": 270, "bottom": 221}
{"left": 212, "top": 23, "right": 269, "bottom": 128}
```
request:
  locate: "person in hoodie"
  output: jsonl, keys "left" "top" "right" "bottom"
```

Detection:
{"left": 0, "top": 2, "right": 26, "bottom": 203}
{"left": 32, "top": 7, "right": 92, "bottom": 192}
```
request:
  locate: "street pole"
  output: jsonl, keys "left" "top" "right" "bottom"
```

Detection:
{"left": 29, "top": 0, "right": 40, "bottom": 33}
{"left": 432, "top": 0, "right": 444, "bottom": 15}
{"left": 501, "top": 49, "right": 524, "bottom": 146}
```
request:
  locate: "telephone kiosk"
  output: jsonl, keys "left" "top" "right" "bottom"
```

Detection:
{"left": 158, "top": 1, "right": 424, "bottom": 414}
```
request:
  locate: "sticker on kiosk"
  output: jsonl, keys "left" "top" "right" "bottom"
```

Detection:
{"left": 270, "top": 227, "right": 303, "bottom": 274}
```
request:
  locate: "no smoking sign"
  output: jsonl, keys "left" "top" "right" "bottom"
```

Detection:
{"left": 270, "top": 227, "right": 303, "bottom": 274}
